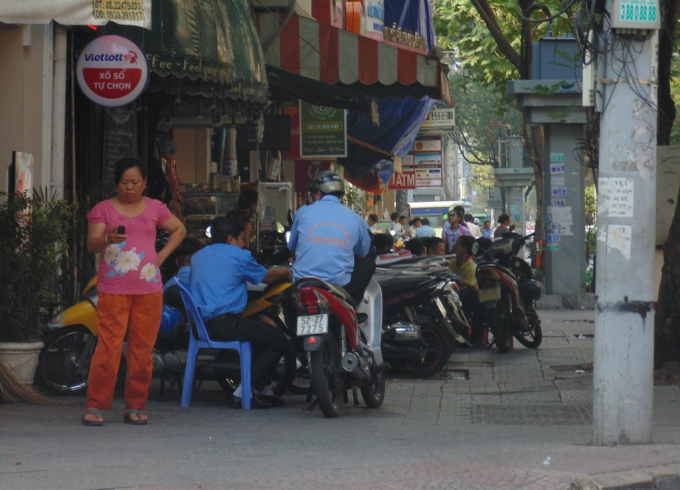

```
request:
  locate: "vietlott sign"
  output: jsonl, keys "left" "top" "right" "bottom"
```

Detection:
{"left": 300, "top": 101, "right": 347, "bottom": 158}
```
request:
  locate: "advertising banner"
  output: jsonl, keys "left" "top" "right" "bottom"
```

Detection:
{"left": 294, "top": 160, "right": 333, "bottom": 193}
{"left": 388, "top": 170, "right": 416, "bottom": 189}
{"left": 76, "top": 35, "right": 149, "bottom": 108}
{"left": 300, "top": 101, "right": 347, "bottom": 158}
{"left": 419, "top": 108, "right": 455, "bottom": 133}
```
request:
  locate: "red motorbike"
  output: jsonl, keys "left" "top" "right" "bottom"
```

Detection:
{"left": 294, "top": 277, "right": 387, "bottom": 418}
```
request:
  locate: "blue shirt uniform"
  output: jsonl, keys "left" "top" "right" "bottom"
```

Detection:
{"left": 416, "top": 225, "right": 436, "bottom": 238}
{"left": 288, "top": 195, "right": 371, "bottom": 286}
{"left": 189, "top": 243, "right": 266, "bottom": 321}
{"left": 163, "top": 265, "right": 191, "bottom": 293}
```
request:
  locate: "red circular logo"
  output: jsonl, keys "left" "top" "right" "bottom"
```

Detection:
{"left": 76, "top": 36, "right": 149, "bottom": 107}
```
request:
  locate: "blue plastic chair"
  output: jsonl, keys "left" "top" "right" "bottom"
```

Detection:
{"left": 175, "top": 280, "right": 252, "bottom": 409}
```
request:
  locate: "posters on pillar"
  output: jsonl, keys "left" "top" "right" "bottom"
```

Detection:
{"left": 598, "top": 177, "right": 634, "bottom": 217}
{"left": 550, "top": 152, "right": 566, "bottom": 174}
{"left": 548, "top": 205, "right": 574, "bottom": 236}
{"left": 601, "top": 224, "right": 632, "bottom": 260}
{"left": 293, "top": 160, "right": 332, "bottom": 193}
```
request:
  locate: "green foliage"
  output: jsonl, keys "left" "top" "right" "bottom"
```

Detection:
{"left": 0, "top": 192, "right": 76, "bottom": 342}
{"left": 469, "top": 163, "right": 497, "bottom": 198}
{"left": 670, "top": 55, "right": 680, "bottom": 145}
{"left": 448, "top": 70, "right": 522, "bottom": 166}
{"left": 585, "top": 183, "right": 597, "bottom": 259}
{"left": 343, "top": 183, "right": 366, "bottom": 216}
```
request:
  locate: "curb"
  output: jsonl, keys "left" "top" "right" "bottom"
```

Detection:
{"left": 570, "top": 465, "right": 680, "bottom": 490}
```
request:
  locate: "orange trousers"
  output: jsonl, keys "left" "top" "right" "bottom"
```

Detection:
{"left": 86, "top": 292, "right": 162, "bottom": 410}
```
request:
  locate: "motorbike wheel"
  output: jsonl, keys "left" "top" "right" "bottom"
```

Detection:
{"left": 514, "top": 305, "right": 543, "bottom": 349}
{"left": 310, "top": 333, "right": 345, "bottom": 418}
{"left": 360, "top": 370, "right": 386, "bottom": 408}
{"left": 35, "top": 325, "right": 97, "bottom": 396}
{"left": 490, "top": 296, "right": 514, "bottom": 353}
{"left": 400, "top": 321, "right": 452, "bottom": 378}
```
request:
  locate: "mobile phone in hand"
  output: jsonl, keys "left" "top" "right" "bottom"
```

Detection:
{"left": 116, "top": 225, "right": 126, "bottom": 234}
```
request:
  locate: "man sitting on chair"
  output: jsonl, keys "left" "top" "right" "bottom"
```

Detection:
{"left": 189, "top": 217, "right": 292, "bottom": 408}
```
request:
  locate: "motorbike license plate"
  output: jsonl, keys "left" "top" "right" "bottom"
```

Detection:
{"left": 297, "top": 314, "right": 329, "bottom": 335}
{"left": 479, "top": 287, "right": 501, "bottom": 303}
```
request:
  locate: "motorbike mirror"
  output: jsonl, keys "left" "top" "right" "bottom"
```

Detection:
{"left": 205, "top": 226, "right": 212, "bottom": 239}
{"left": 287, "top": 209, "right": 294, "bottom": 227}
{"left": 471, "top": 242, "right": 479, "bottom": 256}
{"left": 273, "top": 221, "right": 285, "bottom": 234}
{"left": 285, "top": 230, "right": 291, "bottom": 244}
{"left": 390, "top": 230, "right": 396, "bottom": 236}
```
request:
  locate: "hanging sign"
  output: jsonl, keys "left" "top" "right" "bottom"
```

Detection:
{"left": 76, "top": 35, "right": 149, "bottom": 108}
{"left": 300, "top": 101, "right": 347, "bottom": 158}
{"left": 388, "top": 170, "right": 416, "bottom": 189}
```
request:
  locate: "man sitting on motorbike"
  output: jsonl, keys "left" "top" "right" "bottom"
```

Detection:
{"left": 450, "top": 235, "right": 487, "bottom": 347}
{"left": 189, "top": 217, "right": 293, "bottom": 408}
{"left": 287, "top": 171, "right": 373, "bottom": 305}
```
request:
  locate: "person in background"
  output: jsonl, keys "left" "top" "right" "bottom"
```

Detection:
{"left": 404, "top": 238, "right": 426, "bottom": 257}
{"left": 453, "top": 205, "right": 470, "bottom": 232}
{"left": 226, "top": 188, "right": 259, "bottom": 249}
{"left": 83, "top": 157, "right": 186, "bottom": 426}
{"left": 367, "top": 213, "right": 380, "bottom": 232}
{"left": 465, "top": 214, "right": 482, "bottom": 238}
{"left": 190, "top": 217, "right": 292, "bottom": 409}
{"left": 407, "top": 217, "right": 422, "bottom": 238}
{"left": 416, "top": 218, "right": 436, "bottom": 238}
{"left": 481, "top": 220, "right": 493, "bottom": 239}
{"left": 442, "top": 209, "right": 468, "bottom": 253}
{"left": 163, "top": 237, "right": 203, "bottom": 316}
{"left": 425, "top": 237, "right": 446, "bottom": 256}
{"left": 449, "top": 235, "right": 486, "bottom": 347}
{"left": 390, "top": 212, "right": 400, "bottom": 234}
{"left": 372, "top": 233, "right": 394, "bottom": 254}
{"left": 494, "top": 214, "right": 511, "bottom": 239}
{"left": 398, "top": 215, "right": 409, "bottom": 237}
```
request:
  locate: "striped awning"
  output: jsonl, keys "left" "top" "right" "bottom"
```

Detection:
{"left": 256, "top": 12, "right": 452, "bottom": 105}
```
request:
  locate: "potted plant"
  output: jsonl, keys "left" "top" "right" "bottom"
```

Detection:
{"left": 0, "top": 191, "right": 75, "bottom": 384}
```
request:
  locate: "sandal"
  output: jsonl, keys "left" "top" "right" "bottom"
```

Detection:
{"left": 123, "top": 409, "right": 148, "bottom": 425}
{"left": 82, "top": 408, "right": 104, "bottom": 426}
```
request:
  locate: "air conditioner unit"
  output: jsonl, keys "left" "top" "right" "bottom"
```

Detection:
{"left": 250, "top": 0, "right": 295, "bottom": 12}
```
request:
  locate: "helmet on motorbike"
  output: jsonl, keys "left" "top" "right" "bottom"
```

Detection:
{"left": 307, "top": 171, "right": 345, "bottom": 196}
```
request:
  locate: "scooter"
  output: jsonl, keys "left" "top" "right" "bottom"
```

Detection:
{"left": 475, "top": 233, "right": 542, "bottom": 353}
{"left": 294, "top": 277, "right": 387, "bottom": 418}
{"left": 35, "top": 275, "right": 298, "bottom": 398}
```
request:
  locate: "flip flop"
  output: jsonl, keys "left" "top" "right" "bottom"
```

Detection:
{"left": 123, "top": 409, "right": 148, "bottom": 425}
{"left": 82, "top": 408, "right": 104, "bottom": 426}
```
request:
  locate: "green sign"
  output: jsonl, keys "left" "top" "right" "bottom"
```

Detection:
{"left": 619, "top": 0, "right": 657, "bottom": 23}
{"left": 300, "top": 101, "right": 347, "bottom": 158}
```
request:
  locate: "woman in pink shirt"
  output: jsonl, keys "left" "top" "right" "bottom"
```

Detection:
{"left": 82, "top": 157, "right": 185, "bottom": 426}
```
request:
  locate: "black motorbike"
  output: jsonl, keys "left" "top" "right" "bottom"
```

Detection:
{"left": 474, "top": 233, "right": 542, "bottom": 353}
{"left": 374, "top": 270, "right": 459, "bottom": 378}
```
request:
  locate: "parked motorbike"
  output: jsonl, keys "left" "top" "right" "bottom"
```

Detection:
{"left": 475, "top": 233, "right": 542, "bottom": 353}
{"left": 35, "top": 274, "right": 297, "bottom": 398}
{"left": 293, "top": 277, "right": 387, "bottom": 418}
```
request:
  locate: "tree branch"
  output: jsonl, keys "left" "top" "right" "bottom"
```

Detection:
{"left": 469, "top": 0, "right": 522, "bottom": 71}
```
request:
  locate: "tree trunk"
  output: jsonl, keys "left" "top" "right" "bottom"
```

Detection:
{"left": 520, "top": 115, "right": 545, "bottom": 248}
{"left": 654, "top": 0, "right": 680, "bottom": 368}
{"left": 657, "top": 0, "right": 680, "bottom": 146}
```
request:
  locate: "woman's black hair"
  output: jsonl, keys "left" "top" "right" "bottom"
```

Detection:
{"left": 498, "top": 214, "right": 510, "bottom": 225}
{"left": 238, "top": 188, "right": 259, "bottom": 210}
{"left": 372, "top": 233, "right": 394, "bottom": 253}
{"left": 404, "top": 238, "right": 425, "bottom": 256}
{"left": 114, "top": 157, "right": 147, "bottom": 185}
{"left": 211, "top": 217, "right": 245, "bottom": 245}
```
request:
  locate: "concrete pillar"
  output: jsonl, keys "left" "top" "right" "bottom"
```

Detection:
{"left": 592, "top": 27, "right": 657, "bottom": 445}
{"left": 505, "top": 185, "right": 527, "bottom": 233}
{"left": 543, "top": 124, "right": 586, "bottom": 295}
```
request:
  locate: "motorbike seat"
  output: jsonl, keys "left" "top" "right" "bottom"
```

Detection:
{"left": 294, "top": 277, "right": 353, "bottom": 306}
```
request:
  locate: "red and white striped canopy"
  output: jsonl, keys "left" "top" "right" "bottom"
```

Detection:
{"left": 256, "top": 12, "right": 452, "bottom": 105}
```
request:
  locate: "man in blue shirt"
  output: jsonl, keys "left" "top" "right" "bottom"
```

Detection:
{"left": 481, "top": 220, "right": 493, "bottom": 239}
{"left": 163, "top": 237, "right": 203, "bottom": 317}
{"left": 415, "top": 218, "right": 436, "bottom": 238}
{"left": 288, "top": 171, "right": 373, "bottom": 303}
{"left": 190, "top": 217, "right": 292, "bottom": 408}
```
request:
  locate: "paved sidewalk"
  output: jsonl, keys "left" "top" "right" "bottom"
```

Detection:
{"left": 2, "top": 309, "right": 680, "bottom": 490}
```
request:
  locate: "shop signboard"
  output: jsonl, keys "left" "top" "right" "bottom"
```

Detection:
{"left": 388, "top": 170, "right": 416, "bottom": 189}
{"left": 365, "top": 0, "right": 385, "bottom": 40}
{"left": 415, "top": 167, "right": 442, "bottom": 187}
{"left": 419, "top": 108, "right": 455, "bottom": 134}
{"left": 413, "top": 137, "right": 442, "bottom": 152}
{"left": 300, "top": 101, "right": 347, "bottom": 158}
{"left": 76, "top": 35, "right": 149, "bottom": 108}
